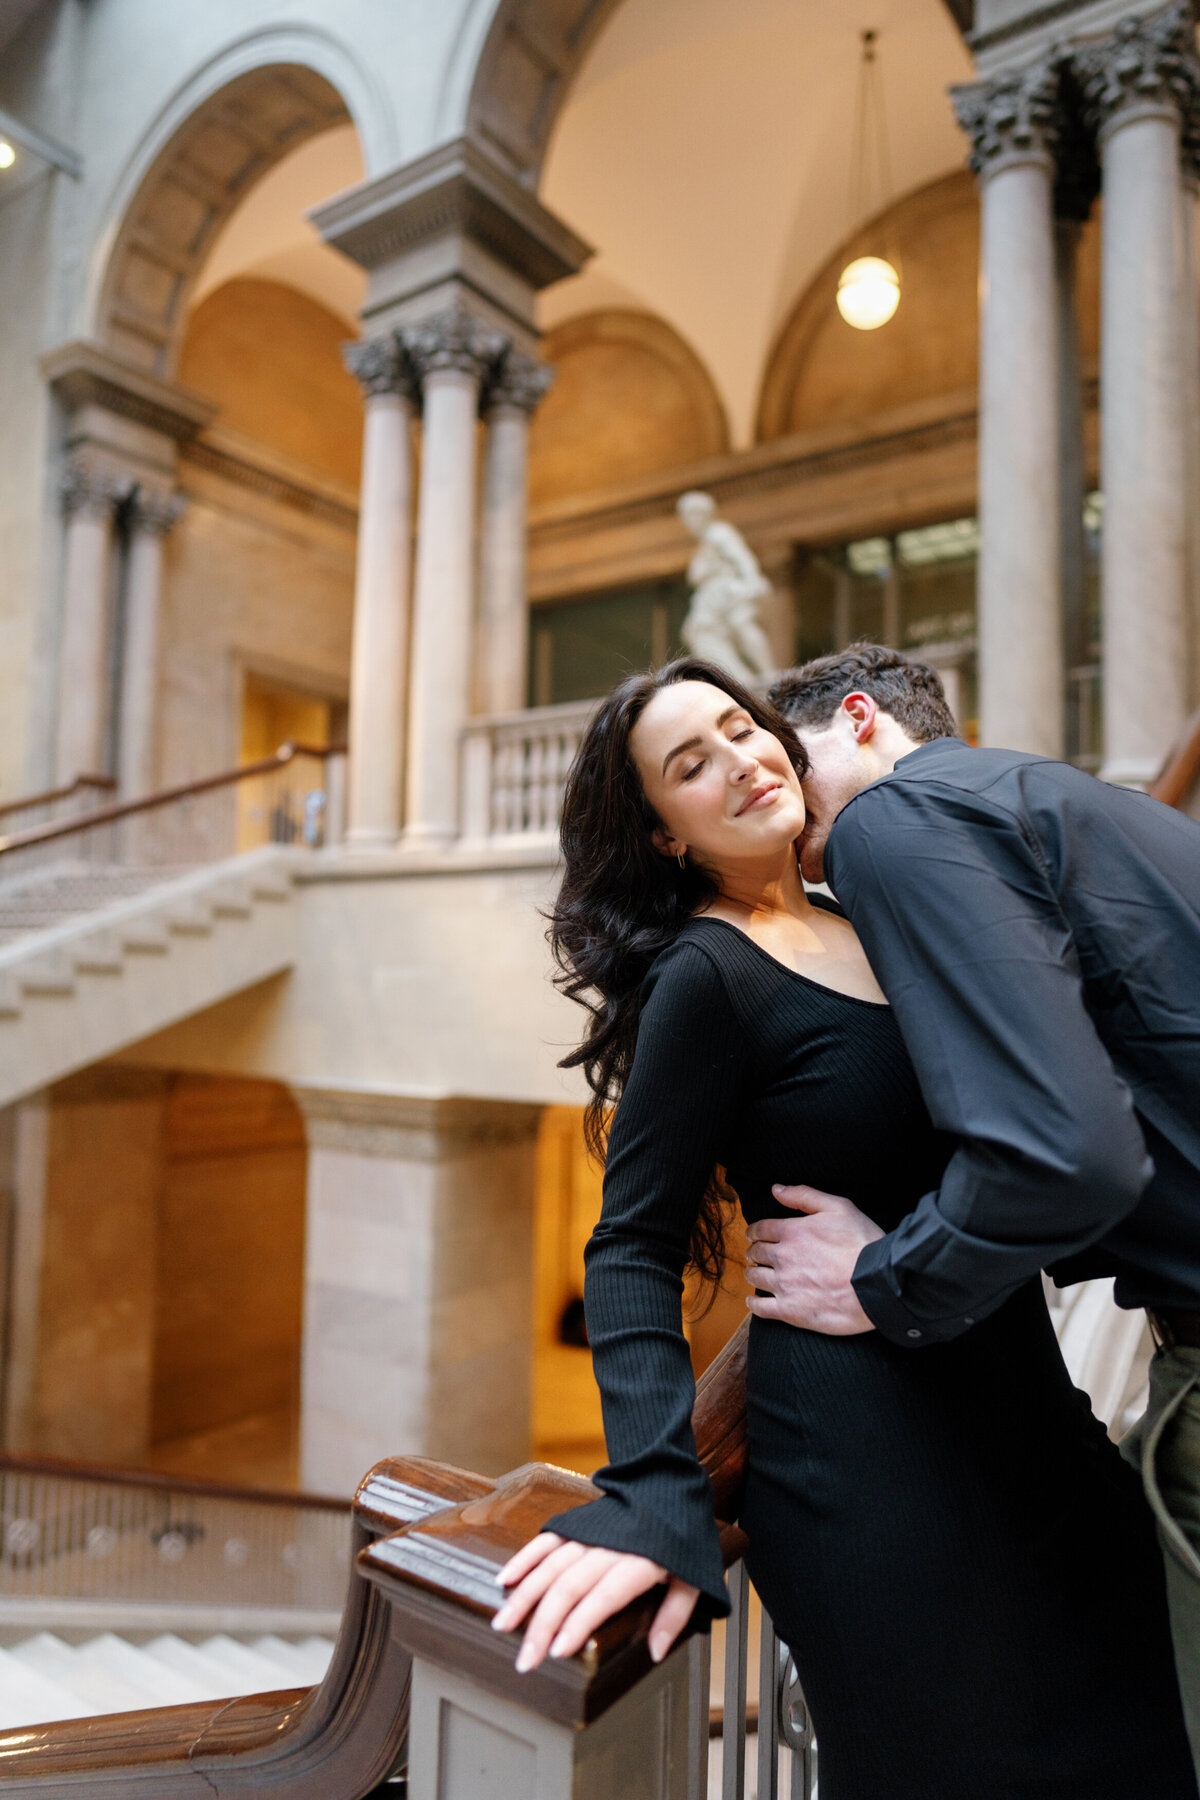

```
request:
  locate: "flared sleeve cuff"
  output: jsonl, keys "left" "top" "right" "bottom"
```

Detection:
{"left": 541, "top": 1492, "right": 731, "bottom": 1621}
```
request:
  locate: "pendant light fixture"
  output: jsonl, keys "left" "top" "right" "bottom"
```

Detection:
{"left": 837, "top": 30, "right": 901, "bottom": 332}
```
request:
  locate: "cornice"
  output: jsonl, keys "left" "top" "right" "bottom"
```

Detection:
{"left": 289, "top": 1087, "right": 542, "bottom": 1159}
{"left": 309, "top": 135, "right": 592, "bottom": 292}
{"left": 40, "top": 340, "right": 217, "bottom": 442}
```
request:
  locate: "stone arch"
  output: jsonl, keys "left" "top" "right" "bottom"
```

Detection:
{"left": 529, "top": 309, "right": 729, "bottom": 505}
{"left": 94, "top": 63, "right": 353, "bottom": 378}
{"left": 466, "top": 0, "right": 627, "bottom": 186}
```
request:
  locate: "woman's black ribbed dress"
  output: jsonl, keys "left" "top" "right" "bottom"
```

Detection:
{"left": 544, "top": 915, "right": 1197, "bottom": 1800}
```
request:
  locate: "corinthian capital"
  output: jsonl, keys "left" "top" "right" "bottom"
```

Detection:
{"left": 485, "top": 346, "right": 555, "bottom": 416}
{"left": 952, "top": 59, "right": 1062, "bottom": 174}
{"left": 129, "top": 489, "right": 186, "bottom": 538}
{"left": 342, "top": 334, "right": 417, "bottom": 401}
{"left": 1076, "top": 4, "right": 1200, "bottom": 138}
{"left": 402, "top": 308, "right": 507, "bottom": 388}
{"left": 60, "top": 459, "right": 128, "bottom": 521}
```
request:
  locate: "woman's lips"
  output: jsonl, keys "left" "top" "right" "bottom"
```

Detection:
{"left": 736, "top": 781, "right": 783, "bottom": 816}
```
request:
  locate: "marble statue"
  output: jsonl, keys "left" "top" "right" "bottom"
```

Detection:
{"left": 676, "top": 491, "right": 775, "bottom": 680}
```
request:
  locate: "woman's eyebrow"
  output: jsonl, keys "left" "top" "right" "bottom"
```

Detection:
{"left": 661, "top": 706, "right": 739, "bottom": 774}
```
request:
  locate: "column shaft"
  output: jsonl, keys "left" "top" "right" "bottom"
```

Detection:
{"left": 976, "top": 154, "right": 1064, "bottom": 755}
{"left": 1181, "top": 177, "right": 1200, "bottom": 711}
{"left": 405, "top": 368, "right": 484, "bottom": 846}
{"left": 476, "top": 404, "right": 532, "bottom": 716}
{"left": 347, "top": 387, "right": 415, "bottom": 846}
{"left": 55, "top": 469, "right": 121, "bottom": 783}
{"left": 117, "top": 492, "right": 183, "bottom": 799}
{"left": 1099, "top": 108, "right": 1188, "bottom": 784}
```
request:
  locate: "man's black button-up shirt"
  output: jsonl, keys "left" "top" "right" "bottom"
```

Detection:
{"left": 825, "top": 737, "right": 1200, "bottom": 1344}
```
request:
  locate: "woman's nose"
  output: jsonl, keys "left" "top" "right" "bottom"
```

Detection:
{"left": 729, "top": 751, "right": 758, "bottom": 782}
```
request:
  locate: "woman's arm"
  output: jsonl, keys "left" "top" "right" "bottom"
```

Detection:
{"left": 493, "top": 939, "right": 748, "bottom": 1668}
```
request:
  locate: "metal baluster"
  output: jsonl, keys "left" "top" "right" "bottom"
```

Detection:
{"left": 758, "top": 1601, "right": 781, "bottom": 1800}
{"left": 778, "top": 1647, "right": 817, "bottom": 1800}
{"left": 723, "top": 1559, "right": 750, "bottom": 1800}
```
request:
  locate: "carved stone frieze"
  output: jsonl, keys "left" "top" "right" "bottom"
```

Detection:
{"left": 951, "top": 58, "right": 1063, "bottom": 174}
{"left": 59, "top": 459, "right": 129, "bottom": 521}
{"left": 401, "top": 308, "right": 508, "bottom": 387}
{"left": 485, "top": 345, "right": 554, "bottom": 416}
{"left": 1076, "top": 3, "right": 1200, "bottom": 143}
{"left": 342, "top": 334, "right": 418, "bottom": 402}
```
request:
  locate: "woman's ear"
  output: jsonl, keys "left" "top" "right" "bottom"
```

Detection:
{"left": 651, "top": 825, "right": 683, "bottom": 860}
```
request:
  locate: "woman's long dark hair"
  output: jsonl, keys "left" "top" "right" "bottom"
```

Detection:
{"left": 550, "top": 657, "right": 809, "bottom": 1285}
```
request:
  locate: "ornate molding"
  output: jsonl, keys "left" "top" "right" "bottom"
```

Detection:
{"left": 129, "top": 488, "right": 186, "bottom": 538}
{"left": 180, "top": 437, "right": 358, "bottom": 534}
{"left": 485, "top": 346, "right": 554, "bottom": 416}
{"left": 59, "top": 459, "right": 129, "bottom": 521}
{"left": 402, "top": 307, "right": 507, "bottom": 386}
{"left": 41, "top": 339, "right": 216, "bottom": 443}
{"left": 1076, "top": 4, "right": 1200, "bottom": 141}
{"left": 342, "top": 335, "right": 418, "bottom": 402}
{"left": 952, "top": 58, "right": 1063, "bottom": 173}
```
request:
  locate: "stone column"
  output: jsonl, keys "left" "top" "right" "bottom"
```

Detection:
{"left": 402, "top": 310, "right": 506, "bottom": 849}
{"left": 954, "top": 62, "right": 1065, "bottom": 757}
{"left": 55, "top": 460, "right": 126, "bottom": 784}
{"left": 1079, "top": 9, "right": 1198, "bottom": 785}
{"left": 342, "top": 336, "right": 418, "bottom": 848}
{"left": 475, "top": 349, "right": 554, "bottom": 717}
{"left": 117, "top": 488, "right": 184, "bottom": 799}
{"left": 290, "top": 1089, "right": 540, "bottom": 1496}
{"left": 1180, "top": 160, "right": 1200, "bottom": 710}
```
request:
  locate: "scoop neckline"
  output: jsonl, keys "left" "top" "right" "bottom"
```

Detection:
{"left": 684, "top": 915, "right": 893, "bottom": 1010}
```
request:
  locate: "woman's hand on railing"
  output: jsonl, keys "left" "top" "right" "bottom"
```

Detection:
{"left": 490, "top": 1530, "right": 699, "bottom": 1672}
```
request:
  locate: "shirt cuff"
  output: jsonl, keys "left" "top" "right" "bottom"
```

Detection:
{"left": 852, "top": 1235, "right": 974, "bottom": 1347}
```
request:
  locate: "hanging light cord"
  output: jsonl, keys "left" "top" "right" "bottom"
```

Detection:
{"left": 848, "top": 29, "right": 894, "bottom": 229}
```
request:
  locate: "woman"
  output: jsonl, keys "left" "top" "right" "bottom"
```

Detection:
{"left": 491, "top": 658, "right": 1195, "bottom": 1799}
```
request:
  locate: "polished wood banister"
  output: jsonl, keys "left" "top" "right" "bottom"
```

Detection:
{"left": 0, "top": 1325, "right": 749, "bottom": 1795}
{"left": 0, "top": 775, "right": 116, "bottom": 822}
{"left": 0, "top": 743, "right": 346, "bottom": 857}
{"left": 1149, "top": 704, "right": 1200, "bottom": 809}
{"left": 0, "top": 1449, "right": 347, "bottom": 1512}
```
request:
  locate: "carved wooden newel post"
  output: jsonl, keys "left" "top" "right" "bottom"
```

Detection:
{"left": 360, "top": 1321, "right": 749, "bottom": 1800}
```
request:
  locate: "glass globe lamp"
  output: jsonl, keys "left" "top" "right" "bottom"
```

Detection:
{"left": 0, "top": 142, "right": 15, "bottom": 170}
{"left": 836, "top": 256, "right": 900, "bottom": 331}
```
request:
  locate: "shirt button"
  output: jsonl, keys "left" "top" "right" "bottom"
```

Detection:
{"left": 963, "top": 1317, "right": 975, "bottom": 1326}
{"left": 906, "top": 1328, "right": 922, "bottom": 1339}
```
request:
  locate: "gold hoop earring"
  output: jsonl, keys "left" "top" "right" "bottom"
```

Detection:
{"left": 676, "top": 850, "right": 686, "bottom": 869}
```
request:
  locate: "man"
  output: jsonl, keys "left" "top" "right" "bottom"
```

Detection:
{"left": 748, "top": 643, "right": 1200, "bottom": 1755}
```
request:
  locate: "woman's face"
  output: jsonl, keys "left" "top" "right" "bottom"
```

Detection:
{"left": 629, "top": 680, "right": 806, "bottom": 874}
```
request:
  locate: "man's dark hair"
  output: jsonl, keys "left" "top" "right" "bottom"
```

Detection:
{"left": 769, "top": 643, "right": 959, "bottom": 742}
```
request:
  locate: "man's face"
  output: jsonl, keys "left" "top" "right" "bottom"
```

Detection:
{"left": 793, "top": 719, "right": 877, "bottom": 884}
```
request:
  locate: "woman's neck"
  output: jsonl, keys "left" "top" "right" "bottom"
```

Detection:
{"left": 702, "top": 850, "right": 812, "bottom": 923}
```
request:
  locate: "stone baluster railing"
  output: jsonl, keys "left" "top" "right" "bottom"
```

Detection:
{"left": 460, "top": 698, "right": 596, "bottom": 844}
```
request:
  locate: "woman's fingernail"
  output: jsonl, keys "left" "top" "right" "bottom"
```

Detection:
{"left": 548, "top": 1635, "right": 567, "bottom": 1659}
{"left": 491, "top": 1610, "right": 509, "bottom": 1631}
{"left": 515, "top": 1643, "right": 537, "bottom": 1673}
{"left": 648, "top": 1635, "right": 666, "bottom": 1664}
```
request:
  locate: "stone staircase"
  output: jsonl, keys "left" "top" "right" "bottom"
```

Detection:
{"left": 0, "top": 847, "right": 303, "bottom": 1107}
{"left": 0, "top": 1629, "right": 334, "bottom": 1726}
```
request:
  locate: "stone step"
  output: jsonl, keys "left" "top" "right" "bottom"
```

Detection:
{"left": 0, "top": 1630, "right": 335, "bottom": 1726}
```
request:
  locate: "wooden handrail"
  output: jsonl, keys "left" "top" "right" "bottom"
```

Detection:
{"left": 0, "top": 1449, "right": 347, "bottom": 1513}
{"left": 0, "top": 743, "right": 346, "bottom": 857}
{"left": 0, "top": 775, "right": 116, "bottom": 823}
{"left": 1149, "top": 704, "right": 1200, "bottom": 809}
{"left": 0, "top": 1328, "right": 749, "bottom": 1794}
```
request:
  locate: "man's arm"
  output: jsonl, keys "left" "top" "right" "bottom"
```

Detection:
{"left": 824, "top": 777, "right": 1152, "bottom": 1345}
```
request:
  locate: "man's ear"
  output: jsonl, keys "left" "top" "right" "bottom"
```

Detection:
{"left": 841, "top": 691, "right": 880, "bottom": 743}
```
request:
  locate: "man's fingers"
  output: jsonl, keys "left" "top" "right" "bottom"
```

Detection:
{"left": 746, "top": 1293, "right": 782, "bottom": 1319}
{"left": 746, "top": 1262, "right": 779, "bottom": 1292}
{"left": 648, "top": 1578, "right": 701, "bottom": 1663}
{"left": 771, "top": 1183, "right": 844, "bottom": 1212}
